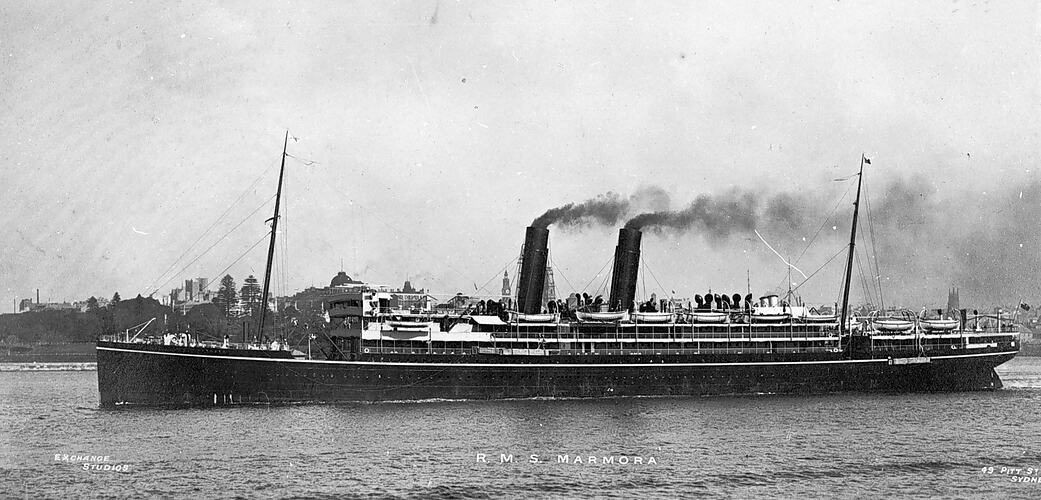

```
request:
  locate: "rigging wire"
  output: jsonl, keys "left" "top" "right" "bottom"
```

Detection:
{"left": 854, "top": 250, "right": 873, "bottom": 308}
{"left": 836, "top": 247, "right": 850, "bottom": 311}
{"left": 579, "top": 255, "right": 614, "bottom": 294}
{"left": 472, "top": 256, "right": 519, "bottom": 297}
{"left": 640, "top": 255, "right": 671, "bottom": 302}
{"left": 855, "top": 200, "right": 881, "bottom": 308}
{"left": 772, "top": 176, "right": 856, "bottom": 294}
{"left": 594, "top": 263, "right": 613, "bottom": 299}
{"left": 793, "top": 177, "right": 857, "bottom": 266}
{"left": 273, "top": 240, "right": 283, "bottom": 340}
{"left": 143, "top": 161, "right": 277, "bottom": 297}
{"left": 789, "top": 244, "right": 850, "bottom": 297}
{"left": 758, "top": 230, "right": 809, "bottom": 280}
{"left": 548, "top": 253, "right": 578, "bottom": 296}
{"left": 279, "top": 172, "right": 290, "bottom": 326}
{"left": 863, "top": 180, "right": 885, "bottom": 311}
{"left": 148, "top": 194, "right": 277, "bottom": 297}
{"left": 640, "top": 256, "right": 647, "bottom": 302}
{"left": 577, "top": 255, "right": 615, "bottom": 299}
{"left": 202, "top": 232, "right": 272, "bottom": 295}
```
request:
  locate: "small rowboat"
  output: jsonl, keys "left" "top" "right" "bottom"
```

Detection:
{"left": 632, "top": 312, "right": 674, "bottom": 323}
{"left": 921, "top": 318, "right": 959, "bottom": 331}
{"left": 872, "top": 318, "right": 915, "bottom": 332}
{"left": 510, "top": 312, "right": 556, "bottom": 323}
{"left": 689, "top": 311, "right": 728, "bottom": 323}
{"left": 801, "top": 314, "right": 838, "bottom": 324}
{"left": 576, "top": 311, "right": 628, "bottom": 322}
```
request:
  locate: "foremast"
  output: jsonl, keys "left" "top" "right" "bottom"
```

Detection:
{"left": 257, "top": 131, "right": 289, "bottom": 344}
{"left": 839, "top": 154, "right": 866, "bottom": 337}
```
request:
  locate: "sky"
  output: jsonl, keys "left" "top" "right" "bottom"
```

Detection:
{"left": 2, "top": 0, "right": 1039, "bottom": 313}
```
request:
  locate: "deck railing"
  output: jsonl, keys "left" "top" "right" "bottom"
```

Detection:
{"left": 361, "top": 346, "right": 840, "bottom": 356}
{"left": 98, "top": 335, "right": 288, "bottom": 352}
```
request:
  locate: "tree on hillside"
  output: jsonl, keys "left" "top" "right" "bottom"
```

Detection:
{"left": 85, "top": 296, "right": 100, "bottom": 313}
{"left": 214, "top": 275, "right": 238, "bottom": 318}
{"left": 111, "top": 296, "right": 167, "bottom": 335}
{"left": 240, "top": 275, "right": 261, "bottom": 318}
{"left": 110, "top": 292, "right": 121, "bottom": 307}
{"left": 184, "top": 302, "right": 228, "bottom": 338}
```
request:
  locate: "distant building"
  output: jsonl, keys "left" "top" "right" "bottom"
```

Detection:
{"left": 445, "top": 293, "right": 472, "bottom": 309}
{"left": 330, "top": 271, "right": 364, "bottom": 288}
{"left": 947, "top": 287, "right": 960, "bottom": 314}
{"left": 543, "top": 266, "right": 556, "bottom": 303}
{"left": 178, "top": 278, "right": 213, "bottom": 305}
{"left": 18, "top": 298, "right": 81, "bottom": 313}
{"left": 501, "top": 271, "right": 511, "bottom": 301}
{"left": 195, "top": 277, "right": 211, "bottom": 302}
{"left": 279, "top": 271, "right": 370, "bottom": 316}
{"left": 386, "top": 281, "right": 430, "bottom": 311}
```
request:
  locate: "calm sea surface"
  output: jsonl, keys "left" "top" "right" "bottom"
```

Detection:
{"left": 2, "top": 358, "right": 1041, "bottom": 499}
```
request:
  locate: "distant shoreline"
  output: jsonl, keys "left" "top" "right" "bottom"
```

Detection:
{"left": 0, "top": 362, "right": 97, "bottom": 372}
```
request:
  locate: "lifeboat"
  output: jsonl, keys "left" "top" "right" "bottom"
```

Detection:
{"left": 689, "top": 311, "right": 728, "bottom": 323}
{"left": 749, "top": 304, "right": 792, "bottom": 323}
{"left": 871, "top": 318, "right": 914, "bottom": 332}
{"left": 509, "top": 312, "right": 557, "bottom": 323}
{"left": 750, "top": 312, "right": 791, "bottom": 323}
{"left": 632, "top": 312, "right": 674, "bottom": 323}
{"left": 576, "top": 311, "right": 628, "bottom": 322}
{"left": 801, "top": 313, "right": 838, "bottom": 324}
{"left": 869, "top": 310, "right": 917, "bottom": 333}
{"left": 920, "top": 318, "right": 959, "bottom": 331}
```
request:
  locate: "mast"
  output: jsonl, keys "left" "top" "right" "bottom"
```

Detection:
{"left": 257, "top": 131, "right": 289, "bottom": 344}
{"left": 839, "top": 154, "right": 866, "bottom": 335}
{"left": 787, "top": 257, "right": 792, "bottom": 305}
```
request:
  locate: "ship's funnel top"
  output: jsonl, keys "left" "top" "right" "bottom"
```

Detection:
{"left": 608, "top": 228, "right": 642, "bottom": 312}
{"left": 516, "top": 226, "right": 550, "bottom": 315}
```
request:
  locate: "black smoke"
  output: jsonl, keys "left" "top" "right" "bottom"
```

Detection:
{"left": 624, "top": 189, "right": 818, "bottom": 244}
{"left": 531, "top": 186, "right": 670, "bottom": 230}
{"left": 531, "top": 177, "right": 1041, "bottom": 305}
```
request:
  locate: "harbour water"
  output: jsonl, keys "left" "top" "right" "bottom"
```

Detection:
{"left": 2, "top": 359, "right": 1041, "bottom": 499}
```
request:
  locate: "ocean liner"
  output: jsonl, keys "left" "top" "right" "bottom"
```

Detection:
{"left": 96, "top": 141, "right": 1019, "bottom": 406}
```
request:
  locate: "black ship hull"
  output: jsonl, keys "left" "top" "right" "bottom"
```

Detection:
{"left": 96, "top": 342, "right": 1014, "bottom": 407}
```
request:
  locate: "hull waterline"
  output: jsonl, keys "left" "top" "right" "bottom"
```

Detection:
{"left": 97, "top": 342, "right": 1013, "bottom": 407}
